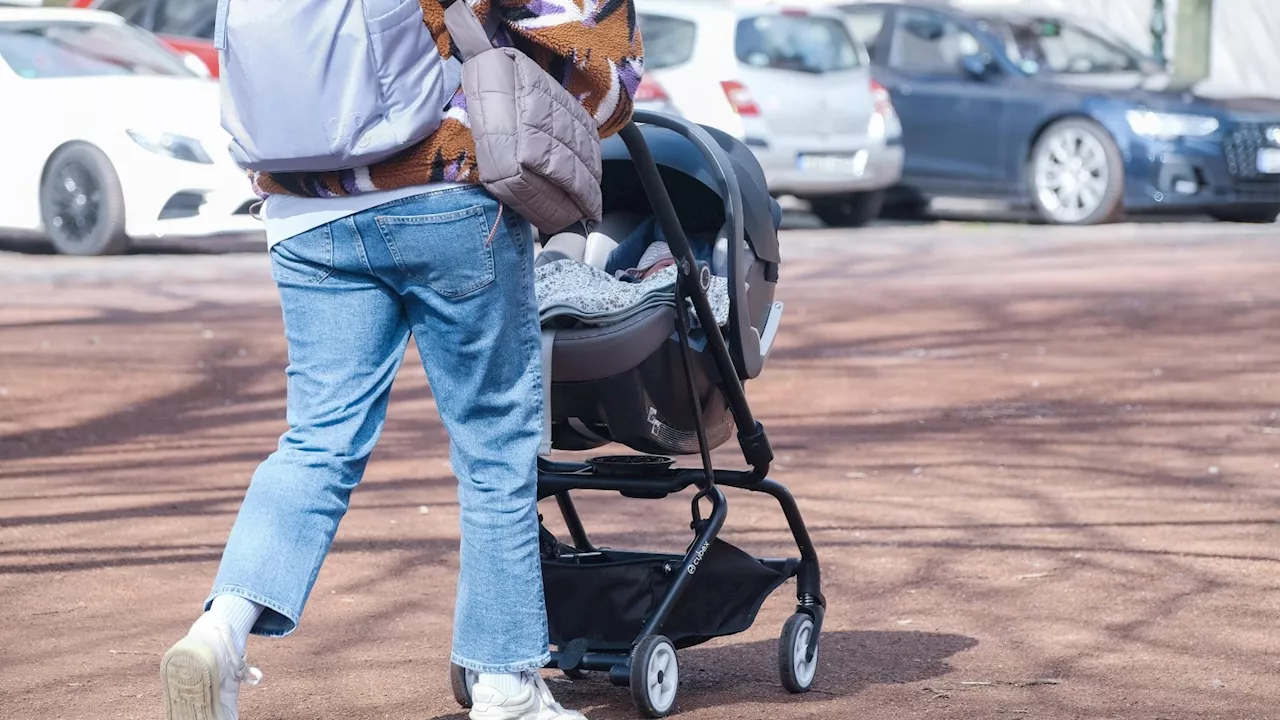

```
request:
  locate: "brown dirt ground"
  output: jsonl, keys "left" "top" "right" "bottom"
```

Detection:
{"left": 2, "top": 223, "right": 1279, "bottom": 720}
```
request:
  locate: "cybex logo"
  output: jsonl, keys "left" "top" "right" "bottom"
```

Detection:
{"left": 687, "top": 541, "right": 711, "bottom": 575}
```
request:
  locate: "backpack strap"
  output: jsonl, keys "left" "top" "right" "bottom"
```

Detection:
{"left": 444, "top": 0, "right": 497, "bottom": 60}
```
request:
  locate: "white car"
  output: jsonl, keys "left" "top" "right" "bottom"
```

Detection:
{"left": 0, "top": 7, "right": 260, "bottom": 255}
{"left": 636, "top": 0, "right": 905, "bottom": 226}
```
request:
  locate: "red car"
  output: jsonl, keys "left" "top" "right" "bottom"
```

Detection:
{"left": 70, "top": 0, "right": 220, "bottom": 77}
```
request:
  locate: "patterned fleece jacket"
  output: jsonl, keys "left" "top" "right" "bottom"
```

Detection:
{"left": 251, "top": 0, "right": 643, "bottom": 199}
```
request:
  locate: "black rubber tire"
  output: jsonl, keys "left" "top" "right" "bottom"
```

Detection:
{"left": 1210, "top": 206, "right": 1280, "bottom": 224}
{"left": 449, "top": 663, "right": 473, "bottom": 709}
{"left": 630, "top": 635, "right": 678, "bottom": 718}
{"left": 40, "top": 143, "right": 130, "bottom": 256}
{"left": 1027, "top": 117, "right": 1125, "bottom": 225}
{"left": 878, "top": 194, "right": 930, "bottom": 221}
{"left": 810, "top": 190, "right": 885, "bottom": 228}
{"left": 778, "top": 613, "right": 819, "bottom": 694}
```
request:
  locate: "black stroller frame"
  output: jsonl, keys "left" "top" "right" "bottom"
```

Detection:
{"left": 451, "top": 113, "right": 825, "bottom": 718}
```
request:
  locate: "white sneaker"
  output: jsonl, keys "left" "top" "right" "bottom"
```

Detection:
{"left": 161, "top": 616, "right": 262, "bottom": 720}
{"left": 469, "top": 671, "right": 587, "bottom": 720}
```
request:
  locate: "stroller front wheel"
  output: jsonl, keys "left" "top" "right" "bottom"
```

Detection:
{"left": 630, "top": 635, "right": 679, "bottom": 718}
{"left": 779, "top": 613, "right": 820, "bottom": 693}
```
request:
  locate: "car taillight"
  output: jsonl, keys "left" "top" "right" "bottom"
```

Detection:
{"left": 721, "top": 80, "right": 760, "bottom": 117}
{"left": 870, "top": 79, "right": 893, "bottom": 116}
{"left": 635, "top": 75, "right": 670, "bottom": 103}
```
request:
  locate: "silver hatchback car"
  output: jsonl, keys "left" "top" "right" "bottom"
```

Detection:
{"left": 636, "top": 0, "right": 904, "bottom": 226}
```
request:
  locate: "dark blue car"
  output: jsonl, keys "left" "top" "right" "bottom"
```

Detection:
{"left": 840, "top": 2, "right": 1280, "bottom": 224}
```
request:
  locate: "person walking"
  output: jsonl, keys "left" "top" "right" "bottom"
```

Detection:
{"left": 158, "top": 0, "right": 642, "bottom": 718}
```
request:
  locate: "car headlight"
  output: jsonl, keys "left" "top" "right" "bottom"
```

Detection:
{"left": 126, "top": 130, "right": 213, "bottom": 164}
{"left": 1125, "top": 110, "right": 1219, "bottom": 139}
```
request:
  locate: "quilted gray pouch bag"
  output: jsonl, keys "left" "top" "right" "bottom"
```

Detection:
{"left": 443, "top": 0, "right": 603, "bottom": 234}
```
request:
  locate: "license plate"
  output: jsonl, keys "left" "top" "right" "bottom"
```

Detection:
{"left": 1258, "top": 148, "right": 1280, "bottom": 174}
{"left": 797, "top": 151, "right": 868, "bottom": 175}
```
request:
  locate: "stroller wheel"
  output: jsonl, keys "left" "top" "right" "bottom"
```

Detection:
{"left": 449, "top": 663, "right": 477, "bottom": 708}
{"left": 563, "top": 667, "right": 588, "bottom": 680}
{"left": 779, "top": 613, "right": 819, "bottom": 693}
{"left": 630, "top": 635, "right": 679, "bottom": 718}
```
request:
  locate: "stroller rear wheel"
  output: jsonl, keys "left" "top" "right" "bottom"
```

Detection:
{"left": 630, "top": 635, "right": 679, "bottom": 718}
{"left": 779, "top": 613, "right": 819, "bottom": 693}
{"left": 449, "top": 663, "right": 477, "bottom": 709}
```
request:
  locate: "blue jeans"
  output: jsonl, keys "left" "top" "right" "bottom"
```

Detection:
{"left": 208, "top": 187, "right": 551, "bottom": 673}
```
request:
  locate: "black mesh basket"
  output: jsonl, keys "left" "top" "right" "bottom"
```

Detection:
{"left": 542, "top": 539, "right": 791, "bottom": 651}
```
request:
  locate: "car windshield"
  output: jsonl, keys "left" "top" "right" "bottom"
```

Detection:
{"left": 0, "top": 21, "right": 192, "bottom": 79}
{"left": 989, "top": 17, "right": 1150, "bottom": 75}
{"left": 735, "top": 13, "right": 860, "bottom": 74}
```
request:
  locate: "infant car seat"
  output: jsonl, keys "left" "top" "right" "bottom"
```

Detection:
{"left": 545, "top": 124, "right": 784, "bottom": 456}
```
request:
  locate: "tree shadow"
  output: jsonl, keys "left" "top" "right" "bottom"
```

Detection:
{"left": 426, "top": 631, "right": 977, "bottom": 719}
{"left": 0, "top": 233, "right": 264, "bottom": 256}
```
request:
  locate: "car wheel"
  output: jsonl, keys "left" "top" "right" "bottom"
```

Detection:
{"left": 1028, "top": 118, "right": 1124, "bottom": 225}
{"left": 40, "top": 144, "right": 129, "bottom": 256}
{"left": 1210, "top": 206, "right": 1280, "bottom": 224}
{"left": 879, "top": 191, "right": 930, "bottom": 221}
{"left": 810, "top": 191, "right": 885, "bottom": 228}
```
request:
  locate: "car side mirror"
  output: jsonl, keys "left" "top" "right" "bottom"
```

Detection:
{"left": 959, "top": 53, "right": 994, "bottom": 81}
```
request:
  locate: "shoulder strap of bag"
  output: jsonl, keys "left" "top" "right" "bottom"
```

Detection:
{"left": 443, "top": 0, "right": 496, "bottom": 60}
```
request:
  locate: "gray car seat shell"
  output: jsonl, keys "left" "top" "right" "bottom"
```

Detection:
{"left": 546, "top": 121, "right": 782, "bottom": 456}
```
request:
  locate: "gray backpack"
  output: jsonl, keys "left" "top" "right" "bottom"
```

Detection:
{"left": 214, "top": 0, "right": 463, "bottom": 173}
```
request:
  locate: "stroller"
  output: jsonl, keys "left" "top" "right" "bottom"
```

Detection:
{"left": 450, "top": 112, "right": 825, "bottom": 718}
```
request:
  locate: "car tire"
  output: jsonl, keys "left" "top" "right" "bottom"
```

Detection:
{"left": 1210, "top": 206, "right": 1280, "bottom": 224}
{"left": 1028, "top": 117, "right": 1124, "bottom": 225}
{"left": 810, "top": 191, "right": 885, "bottom": 228}
{"left": 40, "top": 143, "right": 130, "bottom": 256}
{"left": 878, "top": 191, "right": 930, "bottom": 221}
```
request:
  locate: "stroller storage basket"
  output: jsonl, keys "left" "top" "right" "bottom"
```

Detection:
{"left": 544, "top": 540, "right": 791, "bottom": 651}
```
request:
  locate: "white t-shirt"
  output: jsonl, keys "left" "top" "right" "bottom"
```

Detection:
{"left": 262, "top": 183, "right": 468, "bottom": 247}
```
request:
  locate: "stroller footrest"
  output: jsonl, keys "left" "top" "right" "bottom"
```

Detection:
{"left": 558, "top": 638, "right": 589, "bottom": 671}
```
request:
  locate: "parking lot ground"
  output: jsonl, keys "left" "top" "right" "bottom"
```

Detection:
{"left": 2, "top": 220, "right": 1279, "bottom": 719}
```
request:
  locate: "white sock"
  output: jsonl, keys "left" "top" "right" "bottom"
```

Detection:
{"left": 477, "top": 671, "right": 526, "bottom": 697}
{"left": 204, "top": 594, "right": 264, "bottom": 657}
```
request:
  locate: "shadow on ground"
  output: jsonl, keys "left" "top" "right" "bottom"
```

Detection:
{"left": 428, "top": 631, "right": 978, "bottom": 720}
{"left": 0, "top": 233, "right": 265, "bottom": 256}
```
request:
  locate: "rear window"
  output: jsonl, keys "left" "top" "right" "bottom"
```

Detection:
{"left": 636, "top": 13, "right": 696, "bottom": 70}
{"left": 735, "top": 13, "right": 860, "bottom": 74}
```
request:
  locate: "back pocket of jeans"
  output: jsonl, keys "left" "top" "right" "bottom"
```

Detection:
{"left": 375, "top": 205, "right": 495, "bottom": 298}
